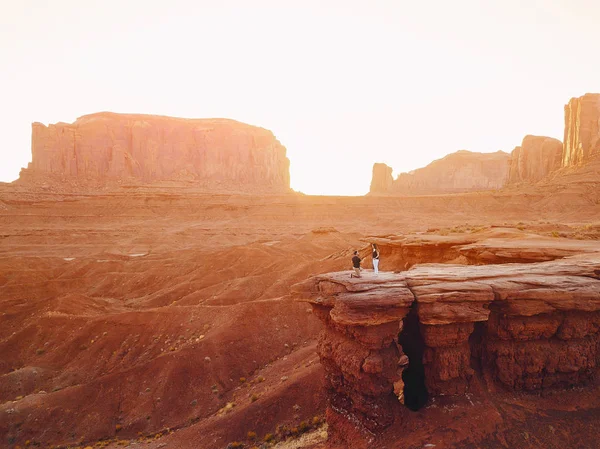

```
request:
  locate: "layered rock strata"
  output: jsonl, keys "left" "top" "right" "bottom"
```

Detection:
{"left": 293, "top": 254, "right": 600, "bottom": 443}
{"left": 292, "top": 273, "right": 413, "bottom": 435}
{"left": 389, "top": 150, "right": 511, "bottom": 195}
{"left": 21, "top": 112, "right": 290, "bottom": 192}
{"left": 563, "top": 93, "right": 600, "bottom": 167}
{"left": 369, "top": 230, "right": 600, "bottom": 269}
{"left": 507, "top": 135, "right": 563, "bottom": 184}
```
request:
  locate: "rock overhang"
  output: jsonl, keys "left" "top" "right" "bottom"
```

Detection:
{"left": 294, "top": 255, "right": 600, "bottom": 324}
{"left": 293, "top": 252, "right": 600, "bottom": 444}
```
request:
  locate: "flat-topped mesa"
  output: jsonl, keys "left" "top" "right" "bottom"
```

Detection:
{"left": 507, "top": 135, "right": 563, "bottom": 184}
{"left": 293, "top": 255, "right": 600, "bottom": 444}
{"left": 563, "top": 93, "right": 600, "bottom": 167}
{"left": 20, "top": 112, "right": 290, "bottom": 193}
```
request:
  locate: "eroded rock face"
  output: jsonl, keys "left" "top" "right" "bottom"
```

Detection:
{"left": 369, "top": 163, "right": 393, "bottom": 194}
{"left": 21, "top": 112, "right": 290, "bottom": 192}
{"left": 507, "top": 135, "right": 563, "bottom": 184}
{"left": 371, "top": 150, "right": 511, "bottom": 195}
{"left": 293, "top": 253, "right": 600, "bottom": 444}
{"left": 485, "top": 311, "right": 600, "bottom": 390}
{"left": 292, "top": 273, "right": 413, "bottom": 438}
{"left": 563, "top": 93, "right": 600, "bottom": 167}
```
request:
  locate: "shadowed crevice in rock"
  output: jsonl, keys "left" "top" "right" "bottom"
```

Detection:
{"left": 469, "top": 320, "right": 487, "bottom": 377}
{"left": 398, "top": 305, "right": 428, "bottom": 411}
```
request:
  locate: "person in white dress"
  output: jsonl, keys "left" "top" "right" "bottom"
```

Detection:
{"left": 372, "top": 243, "right": 380, "bottom": 275}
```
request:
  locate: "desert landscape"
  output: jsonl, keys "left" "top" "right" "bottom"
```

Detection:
{"left": 0, "top": 91, "right": 599, "bottom": 449}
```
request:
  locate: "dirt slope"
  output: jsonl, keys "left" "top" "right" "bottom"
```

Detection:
{"left": 0, "top": 180, "right": 599, "bottom": 449}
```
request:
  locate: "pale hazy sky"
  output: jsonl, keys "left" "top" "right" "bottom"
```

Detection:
{"left": 1, "top": 0, "right": 599, "bottom": 195}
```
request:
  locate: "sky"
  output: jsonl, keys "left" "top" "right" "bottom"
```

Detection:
{"left": 1, "top": 0, "right": 599, "bottom": 195}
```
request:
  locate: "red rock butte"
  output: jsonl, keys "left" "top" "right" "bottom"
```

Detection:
{"left": 21, "top": 112, "right": 291, "bottom": 193}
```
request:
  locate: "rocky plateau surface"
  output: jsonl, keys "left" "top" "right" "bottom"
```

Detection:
{"left": 293, "top": 239, "right": 600, "bottom": 448}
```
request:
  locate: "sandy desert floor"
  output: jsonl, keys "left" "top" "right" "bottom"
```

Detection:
{"left": 1, "top": 176, "right": 599, "bottom": 449}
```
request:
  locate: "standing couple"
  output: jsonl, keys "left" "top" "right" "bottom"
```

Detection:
{"left": 351, "top": 243, "right": 380, "bottom": 278}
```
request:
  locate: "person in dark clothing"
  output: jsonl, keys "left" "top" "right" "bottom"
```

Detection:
{"left": 351, "top": 250, "right": 362, "bottom": 278}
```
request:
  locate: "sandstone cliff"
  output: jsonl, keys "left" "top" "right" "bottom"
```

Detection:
{"left": 369, "top": 163, "right": 393, "bottom": 193}
{"left": 385, "top": 150, "right": 511, "bottom": 195}
{"left": 506, "top": 135, "right": 563, "bottom": 184}
{"left": 563, "top": 93, "right": 600, "bottom": 167}
{"left": 21, "top": 112, "right": 290, "bottom": 193}
{"left": 293, "top": 246, "right": 600, "bottom": 446}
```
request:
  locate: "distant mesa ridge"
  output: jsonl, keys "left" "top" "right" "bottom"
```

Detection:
{"left": 19, "top": 112, "right": 291, "bottom": 193}
{"left": 374, "top": 150, "right": 511, "bottom": 195}
{"left": 370, "top": 93, "right": 600, "bottom": 195}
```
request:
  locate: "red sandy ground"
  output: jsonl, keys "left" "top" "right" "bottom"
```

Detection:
{"left": 0, "top": 174, "right": 599, "bottom": 449}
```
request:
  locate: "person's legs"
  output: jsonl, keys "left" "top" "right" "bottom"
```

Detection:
{"left": 353, "top": 267, "right": 361, "bottom": 278}
{"left": 373, "top": 258, "right": 379, "bottom": 275}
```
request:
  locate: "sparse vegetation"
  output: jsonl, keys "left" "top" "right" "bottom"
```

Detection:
{"left": 298, "top": 421, "right": 309, "bottom": 433}
{"left": 238, "top": 414, "right": 327, "bottom": 448}
{"left": 218, "top": 402, "right": 236, "bottom": 415}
